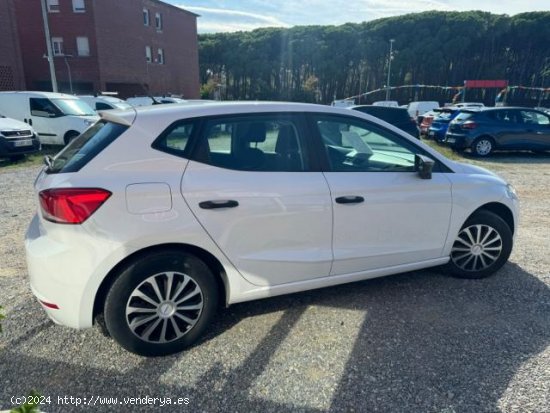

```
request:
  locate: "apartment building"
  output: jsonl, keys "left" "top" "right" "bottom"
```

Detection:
{"left": 0, "top": 0, "right": 25, "bottom": 90}
{"left": 7, "top": 0, "right": 199, "bottom": 98}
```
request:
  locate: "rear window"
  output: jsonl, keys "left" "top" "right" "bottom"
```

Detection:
{"left": 47, "top": 121, "right": 128, "bottom": 174}
{"left": 453, "top": 112, "right": 473, "bottom": 122}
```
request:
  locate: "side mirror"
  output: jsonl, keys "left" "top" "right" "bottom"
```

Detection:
{"left": 415, "top": 154, "right": 435, "bottom": 179}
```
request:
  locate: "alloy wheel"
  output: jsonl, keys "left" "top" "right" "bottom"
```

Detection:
{"left": 475, "top": 139, "right": 492, "bottom": 156}
{"left": 451, "top": 224, "right": 503, "bottom": 272}
{"left": 125, "top": 272, "right": 203, "bottom": 343}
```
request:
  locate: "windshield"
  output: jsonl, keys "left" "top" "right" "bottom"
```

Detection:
{"left": 47, "top": 121, "right": 128, "bottom": 173}
{"left": 52, "top": 98, "right": 96, "bottom": 116}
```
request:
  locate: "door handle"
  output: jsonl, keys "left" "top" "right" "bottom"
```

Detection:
{"left": 199, "top": 200, "right": 239, "bottom": 209}
{"left": 335, "top": 196, "right": 364, "bottom": 204}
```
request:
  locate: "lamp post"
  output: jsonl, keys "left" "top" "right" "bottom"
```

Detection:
{"left": 385, "top": 39, "right": 395, "bottom": 101}
{"left": 62, "top": 54, "right": 73, "bottom": 94}
{"left": 40, "top": 0, "right": 58, "bottom": 92}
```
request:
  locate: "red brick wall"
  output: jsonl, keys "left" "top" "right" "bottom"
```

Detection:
{"left": 14, "top": 0, "right": 100, "bottom": 93}
{"left": 0, "top": 0, "right": 25, "bottom": 90}
{"left": 13, "top": 0, "right": 199, "bottom": 97}
{"left": 93, "top": 0, "right": 199, "bottom": 98}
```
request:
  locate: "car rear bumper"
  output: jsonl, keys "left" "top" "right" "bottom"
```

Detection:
{"left": 25, "top": 213, "right": 124, "bottom": 329}
{"left": 444, "top": 133, "right": 471, "bottom": 149}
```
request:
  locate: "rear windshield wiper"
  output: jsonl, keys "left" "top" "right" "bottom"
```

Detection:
{"left": 44, "top": 155, "right": 54, "bottom": 170}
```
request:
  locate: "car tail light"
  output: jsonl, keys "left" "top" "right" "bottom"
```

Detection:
{"left": 462, "top": 121, "right": 478, "bottom": 130}
{"left": 39, "top": 188, "right": 112, "bottom": 224}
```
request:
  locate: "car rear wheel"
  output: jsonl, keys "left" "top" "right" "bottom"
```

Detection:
{"left": 104, "top": 250, "right": 219, "bottom": 356}
{"left": 446, "top": 210, "right": 512, "bottom": 279}
{"left": 472, "top": 137, "right": 494, "bottom": 157}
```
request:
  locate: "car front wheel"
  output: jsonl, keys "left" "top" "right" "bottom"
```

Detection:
{"left": 446, "top": 210, "right": 513, "bottom": 279}
{"left": 104, "top": 250, "right": 219, "bottom": 356}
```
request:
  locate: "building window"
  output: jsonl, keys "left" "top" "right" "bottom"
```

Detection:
{"left": 157, "top": 48, "right": 164, "bottom": 64}
{"left": 76, "top": 37, "right": 90, "bottom": 56}
{"left": 72, "top": 0, "right": 85, "bottom": 13}
{"left": 155, "top": 12, "right": 163, "bottom": 31}
{"left": 51, "top": 37, "right": 64, "bottom": 56}
{"left": 145, "top": 46, "right": 152, "bottom": 63}
{"left": 47, "top": 0, "right": 60, "bottom": 13}
{"left": 143, "top": 8, "right": 150, "bottom": 26}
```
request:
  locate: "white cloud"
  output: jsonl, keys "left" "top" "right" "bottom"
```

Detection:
{"left": 177, "top": 5, "right": 290, "bottom": 32}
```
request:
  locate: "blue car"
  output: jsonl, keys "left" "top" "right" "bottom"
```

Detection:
{"left": 427, "top": 108, "right": 460, "bottom": 142}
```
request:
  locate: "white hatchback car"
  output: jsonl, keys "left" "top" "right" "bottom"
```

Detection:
{"left": 26, "top": 102, "right": 519, "bottom": 356}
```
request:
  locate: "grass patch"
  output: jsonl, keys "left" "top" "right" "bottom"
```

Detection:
{"left": 421, "top": 138, "right": 465, "bottom": 161}
{"left": 0, "top": 146, "right": 59, "bottom": 171}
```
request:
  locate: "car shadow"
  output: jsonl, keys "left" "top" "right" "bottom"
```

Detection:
{"left": 1, "top": 262, "right": 548, "bottom": 412}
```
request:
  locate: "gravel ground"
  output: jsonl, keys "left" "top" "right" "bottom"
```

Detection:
{"left": 0, "top": 154, "right": 549, "bottom": 413}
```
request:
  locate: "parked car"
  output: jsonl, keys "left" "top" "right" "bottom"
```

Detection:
{"left": 452, "top": 102, "right": 485, "bottom": 109}
{"left": 126, "top": 96, "right": 186, "bottom": 107}
{"left": 350, "top": 105, "right": 419, "bottom": 138}
{"left": 0, "top": 91, "right": 98, "bottom": 145}
{"left": 419, "top": 110, "right": 438, "bottom": 137}
{"left": 372, "top": 100, "right": 399, "bottom": 107}
{"left": 427, "top": 107, "right": 462, "bottom": 142}
{"left": 444, "top": 107, "right": 550, "bottom": 156}
{"left": 79, "top": 95, "right": 133, "bottom": 112}
{"left": 27, "top": 102, "right": 518, "bottom": 356}
{"left": 407, "top": 101, "right": 439, "bottom": 120}
{"left": 0, "top": 114, "right": 41, "bottom": 159}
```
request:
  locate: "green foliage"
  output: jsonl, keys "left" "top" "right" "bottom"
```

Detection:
{"left": 198, "top": 11, "right": 550, "bottom": 105}
{"left": 10, "top": 391, "right": 41, "bottom": 413}
{"left": 0, "top": 305, "right": 4, "bottom": 333}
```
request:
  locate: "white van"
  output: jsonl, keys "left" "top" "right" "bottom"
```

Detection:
{"left": 0, "top": 91, "right": 99, "bottom": 145}
{"left": 78, "top": 95, "right": 132, "bottom": 112}
{"left": 407, "top": 101, "right": 439, "bottom": 119}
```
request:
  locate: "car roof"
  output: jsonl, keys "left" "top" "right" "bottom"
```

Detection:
{"left": 0, "top": 91, "right": 78, "bottom": 99}
{"left": 104, "top": 101, "right": 367, "bottom": 125}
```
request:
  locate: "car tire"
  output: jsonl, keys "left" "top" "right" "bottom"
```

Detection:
{"left": 104, "top": 250, "right": 219, "bottom": 357}
{"left": 445, "top": 210, "right": 513, "bottom": 279}
{"left": 64, "top": 131, "right": 80, "bottom": 145}
{"left": 471, "top": 136, "right": 494, "bottom": 157}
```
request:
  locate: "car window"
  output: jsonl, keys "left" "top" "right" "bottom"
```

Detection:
{"left": 520, "top": 111, "right": 549, "bottom": 125}
{"left": 30, "top": 98, "right": 61, "bottom": 117}
{"left": 152, "top": 121, "right": 195, "bottom": 156}
{"left": 194, "top": 115, "right": 309, "bottom": 172}
{"left": 314, "top": 115, "right": 417, "bottom": 172}
{"left": 488, "top": 110, "right": 521, "bottom": 123}
{"left": 47, "top": 121, "right": 128, "bottom": 174}
{"left": 96, "top": 102, "right": 113, "bottom": 111}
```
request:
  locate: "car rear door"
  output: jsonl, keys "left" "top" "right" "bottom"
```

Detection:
{"left": 181, "top": 112, "right": 333, "bottom": 287}
{"left": 311, "top": 113, "right": 453, "bottom": 275}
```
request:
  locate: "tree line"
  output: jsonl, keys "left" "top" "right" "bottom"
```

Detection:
{"left": 198, "top": 11, "right": 550, "bottom": 106}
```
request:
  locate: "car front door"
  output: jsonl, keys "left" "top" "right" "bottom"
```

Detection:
{"left": 181, "top": 113, "right": 333, "bottom": 287}
{"left": 29, "top": 98, "right": 59, "bottom": 144}
{"left": 519, "top": 110, "right": 550, "bottom": 150}
{"left": 311, "top": 114, "right": 453, "bottom": 275}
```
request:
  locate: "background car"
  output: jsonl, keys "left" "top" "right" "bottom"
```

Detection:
{"left": 350, "top": 105, "right": 419, "bottom": 138}
{"left": 419, "top": 110, "right": 438, "bottom": 137}
{"left": 0, "top": 114, "right": 41, "bottom": 160}
{"left": 428, "top": 107, "right": 462, "bottom": 142}
{"left": 79, "top": 95, "right": 133, "bottom": 112}
{"left": 407, "top": 101, "right": 439, "bottom": 120}
{"left": 27, "top": 102, "right": 518, "bottom": 356}
{"left": 444, "top": 107, "right": 550, "bottom": 156}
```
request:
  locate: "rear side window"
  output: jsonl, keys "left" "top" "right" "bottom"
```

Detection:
{"left": 152, "top": 120, "right": 195, "bottom": 157}
{"left": 47, "top": 121, "right": 128, "bottom": 174}
{"left": 194, "top": 115, "right": 310, "bottom": 172}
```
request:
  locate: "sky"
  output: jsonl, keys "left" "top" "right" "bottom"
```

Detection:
{"left": 168, "top": 0, "right": 549, "bottom": 33}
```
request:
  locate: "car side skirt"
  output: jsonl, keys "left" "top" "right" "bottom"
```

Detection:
{"left": 229, "top": 257, "right": 450, "bottom": 304}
